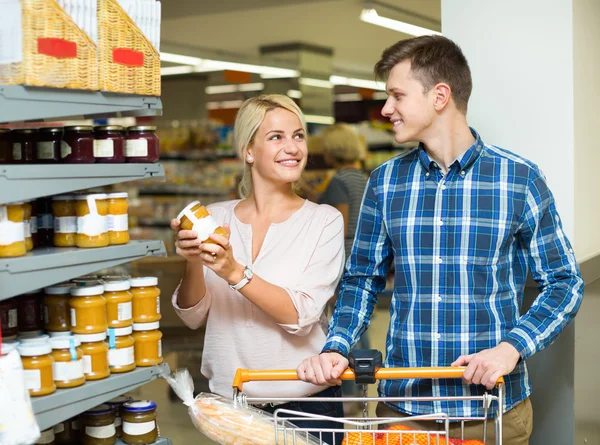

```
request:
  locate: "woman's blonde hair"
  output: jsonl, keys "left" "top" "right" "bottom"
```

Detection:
{"left": 321, "top": 123, "right": 366, "bottom": 164}
{"left": 234, "top": 94, "right": 307, "bottom": 198}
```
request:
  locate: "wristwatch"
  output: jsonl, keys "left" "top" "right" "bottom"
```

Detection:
{"left": 229, "top": 266, "right": 253, "bottom": 291}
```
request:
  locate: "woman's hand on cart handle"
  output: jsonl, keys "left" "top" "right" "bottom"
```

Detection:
{"left": 297, "top": 352, "right": 349, "bottom": 386}
{"left": 451, "top": 342, "right": 519, "bottom": 390}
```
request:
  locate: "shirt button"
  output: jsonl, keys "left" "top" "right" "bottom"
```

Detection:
{"left": 460, "top": 170, "right": 466, "bottom": 176}
{"left": 437, "top": 295, "right": 442, "bottom": 302}
{"left": 425, "top": 172, "right": 430, "bottom": 177}
{"left": 438, "top": 219, "right": 444, "bottom": 226}
{"left": 437, "top": 257, "right": 443, "bottom": 264}
{"left": 441, "top": 185, "right": 447, "bottom": 190}
{"left": 436, "top": 333, "right": 441, "bottom": 339}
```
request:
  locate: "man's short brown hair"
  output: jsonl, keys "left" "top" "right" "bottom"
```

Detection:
{"left": 374, "top": 35, "right": 472, "bottom": 114}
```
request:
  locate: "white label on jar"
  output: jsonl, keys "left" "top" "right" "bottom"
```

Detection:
{"left": 53, "top": 359, "right": 84, "bottom": 382}
{"left": 108, "top": 346, "right": 134, "bottom": 366}
{"left": 77, "top": 214, "right": 108, "bottom": 236}
{"left": 54, "top": 216, "right": 77, "bottom": 234}
{"left": 37, "top": 429, "right": 55, "bottom": 444}
{"left": 24, "top": 219, "right": 31, "bottom": 237}
{"left": 125, "top": 139, "right": 148, "bottom": 157}
{"left": 85, "top": 424, "right": 116, "bottom": 439}
{"left": 37, "top": 142, "right": 56, "bottom": 160}
{"left": 12, "top": 143, "right": 21, "bottom": 160}
{"left": 0, "top": 220, "right": 25, "bottom": 245}
{"left": 158, "top": 339, "right": 162, "bottom": 358}
{"left": 118, "top": 302, "right": 132, "bottom": 321}
{"left": 8, "top": 308, "right": 17, "bottom": 328}
{"left": 70, "top": 308, "right": 76, "bottom": 328}
{"left": 115, "top": 416, "right": 122, "bottom": 427}
{"left": 191, "top": 215, "right": 219, "bottom": 243}
{"left": 53, "top": 423, "right": 65, "bottom": 434}
{"left": 156, "top": 297, "right": 160, "bottom": 314}
{"left": 82, "top": 355, "right": 92, "bottom": 375}
{"left": 123, "top": 420, "right": 155, "bottom": 436}
{"left": 94, "top": 139, "right": 115, "bottom": 158}
{"left": 60, "top": 141, "right": 71, "bottom": 159}
{"left": 30, "top": 215, "right": 37, "bottom": 234}
{"left": 38, "top": 213, "right": 53, "bottom": 230}
{"left": 108, "top": 214, "right": 128, "bottom": 232}
{"left": 23, "top": 369, "right": 41, "bottom": 391}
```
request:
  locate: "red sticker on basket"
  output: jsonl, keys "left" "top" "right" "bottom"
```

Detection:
{"left": 112, "top": 48, "right": 144, "bottom": 67}
{"left": 37, "top": 38, "right": 77, "bottom": 58}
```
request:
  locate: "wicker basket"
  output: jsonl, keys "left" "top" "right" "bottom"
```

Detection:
{"left": 98, "top": 0, "right": 161, "bottom": 96}
{"left": 0, "top": 0, "right": 98, "bottom": 90}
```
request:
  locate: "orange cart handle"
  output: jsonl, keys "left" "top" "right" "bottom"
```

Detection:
{"left": 232, "top": 367, "right": 504, "bottom": 391}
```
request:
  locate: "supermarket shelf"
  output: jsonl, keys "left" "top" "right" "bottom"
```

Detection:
{"left": 0, "top": 240, "right": 166, "bottom": 300}
{"left": 138, "top": 185, "right": 228, "bottom": 197}
{"left": 0, "top": 85, "right": 162, "bottom": 123}
{"left": 0, "top": 163, "right": 165, "bottom": 204}
{"left": 33, "top": 363, "right": 169, "bottom": 431}
{"left": 117, "top": 439, "right": 172, "bottom": 445}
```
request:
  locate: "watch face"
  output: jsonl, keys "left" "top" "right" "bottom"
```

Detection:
{"left": 244, "top": 268, "right": 253, "bottom": 280}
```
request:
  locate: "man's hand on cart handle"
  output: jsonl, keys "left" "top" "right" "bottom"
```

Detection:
{"left": 451, "top": 341, "right": 520, "bottom": 390}
{"left": 297, "top": 352, "right": 349, "bottom": 386}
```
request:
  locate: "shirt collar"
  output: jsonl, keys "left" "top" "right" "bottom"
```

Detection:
{"left": 417, "top": 127, "right": 484, "bottom": 175}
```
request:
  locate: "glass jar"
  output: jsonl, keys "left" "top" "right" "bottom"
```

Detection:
{"left": 36, "top": 428, "right": 56, "bottom": 445}
{"left": 104, "top": 280, "right": 133, "bottom": 328}
{"left": 94, "top": 125, "right": 125, "bottom": 163}
{"left": 70, "top": 284, "right": 107, "bottom": 334}
{"left": 132, "top": 322, "right": 162, "bottom": 367}
{"left": 49, "top": 335, "right": 85, "bottom": 388}
{"left": 177, "top": 200, "right": 229, "bottom": 243}
{"left": 18, "top": 341, "right": 56, "bottom": 397}
{"left": 0, "top": 203, "right": 26, "bottom": 257}
{"left": 52, "top": 195, "right": 77, "bottom": 247}
{"left": 23, "top": 201, "right": 34, "bottom": 251}
{"left": 0, "top": 128, "right": 11, "bottom": 163}
{"left": 11, "top": 129, "right": 37, "bottom": 164}
{"left": 18, "top": 289, "right": 44, "bottom": 333}
{"left": 75, "top": 194, "right": 109, "bottom": 248}
{"left": 18, "top": 333, "right": 49, "bottom": 343}
{"left": 54, "top": 419, "right": 80, "bottom": 445}
{"left": 107, "top": 326, "right": 135, "bottom": 373}
{"left": 130, "top": 277, "right": 161, "bottom": 323}
{"left": 125, "top": 126, "right": 159, "bottom": 163}
{"left": 37, "top": 197, "right": 54, "bottom": 247}
{"left": 121, "top": 400, "right": 158, "bottom": 445}
{"left": 44, "top": 284, "right": 73, "bottom": 332}
{"left": 30, "top": 199, "right": 39, "bottom": 247}
{"left": 106, "top": 395, "right": 133, "bottom": 438}
{"left": 80, "top": 404, "right": 116, "bottom": 445}
{"left": 48, "top": 331, "right": 73, "bottom": 338}
{"left": 76, "top": 332, "right": 110, "bottom": 381}
{"left": 1, "top": 341, "right": 19, "bottom": 355}
{"left": 107, "top": 192, "right": 129, "bottom": 245}
{"left": 62, "top": 126, "right": 95, "bottom": 163}
{"left": 36, "top": 128, "right": 63, "bottom": 163}
{"left": 0, "top": 298, "right": 18, "bottom": 338}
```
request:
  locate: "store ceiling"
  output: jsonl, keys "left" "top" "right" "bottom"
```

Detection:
{"left": 160, "top": 0, "right": 441, "bottom": 77}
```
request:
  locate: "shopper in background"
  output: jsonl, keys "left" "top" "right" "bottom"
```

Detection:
{"left": 170, "top": 94, "right": 345, "bottom": 441}
{"left": 297, "top": 36, "right": 584, "bottom": 444}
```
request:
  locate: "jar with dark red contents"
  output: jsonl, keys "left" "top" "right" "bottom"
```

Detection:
{"left": 12, "top": 129, "right": 38, "bottom": 164}
{"left": 18, "top": 289, "right": 44, "bottom": 334}
{"left": 62, "top": 126, "right": 95, "bottom": 163}
{"left": 125, "top": 126, "right": 159, "bottom": 163}
{"left": 0, "top": 298, "right": 19, "bottom": 339}
{"left": 94, "top": 125, "right": 125, "bottom": 163}
{"left": 36, "top": 198, "right": 54, "bottom": 247}
{"left": 0, "top": 128, "right": 11, "bottom": 164}
{"left": 36, "top": 128, "right": 63, "bottom": 163}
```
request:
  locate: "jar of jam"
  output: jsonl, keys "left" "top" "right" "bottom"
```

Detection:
{"left": 54, "top": 418, "right": 80, "bottom": 445}
{"left": 49, "top": 335, "right": 85, "bottom": 388}
{"left": 80, "top": 404, "right": 116, "bottom": 445}
{"left": 107, "top": 326, "right": 135, "bottom": 373}
{"left": 11, "top": 129, "right": 37, "bottom": 164}
{"left": 23, "top": 201, "right": 34, "bottom": 251}
{"left": 18, "top": 289, "right": 44, "bottom": 333}
{"left": 132, "top": 322, "right": 162, "bottom": 367}
{"left": 94, "top": 125, "right": 125, "bottom": 163}
{"left": 75, "top": 332, "right": 110, "bottom": 381}
{"left": 75, "top": 194, "right": 109, "bottom": 248}
{"left": 104, "top": 280, "right": 133, "bottom": 328}
{"left": 48, "top": 331, "right": 73, "bottom": 338}
{"left": 62, "top": 126, "right": 95, "bottom": 163}
{"left": 107, "top": 192, "right": 129, "bottom": 245}
{"left": 130, "top": 277, "right": 161, "bottom": 323}
{"left": 125, "top": 126, "right": 159, "bottom": 163}
{"left": 177, "top": 201, "right": 229, "bottom": 243}
{"left": 52, "top": 195, "right": 77, "bottom": 247}
{"left": 37, "top": 197, "right": 54, "bottom": 247}
{"left": 106, "top": 395, "right": 133, "bottom": 438}
{"left": 36, "top": 428, "right": 56, "bottom": 445}
{"left": 0, "top": 298, "right": 18, "bottom": 338}
{"left": 70, "top": 284, "right": 107, "bottom": 334}
{"left": 18, "top": 341, "right": 56, "bottom": 397}
{"left": 0, "top": 128, "right": 11, "bottom": 163}
{"left": 37, "top": 128, "right": 63, "bottom": 163}
{"left": 44, "top": 283, "right": 74, "bottom": 332}
{"left": 0, "top": 203, "right": 26, "bottom": 257}
{"left": 121, "top": 400, "right": 158, "bottom": 445}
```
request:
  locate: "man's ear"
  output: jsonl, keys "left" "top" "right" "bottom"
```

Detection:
{"left": 432, "top": 82, "right": 452, "bottom": 111}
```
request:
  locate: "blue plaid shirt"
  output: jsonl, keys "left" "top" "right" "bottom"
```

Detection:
{"left": 324, "top": 128, "right": 584, "bottom": 418}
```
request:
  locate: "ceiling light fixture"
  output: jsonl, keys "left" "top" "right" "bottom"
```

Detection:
{"left": 287, "top": 90, "right": 302, "bottom": 99}
{"left": 299, "top": 78, "right": 334, "bottom": 89}
{"left": 330, "top": 75, "right": 385, "bottom": 91}
{"left": 360, "top": 8, "right": 441, "bottom": 37}
{"left": 304, "top": 115, "right": 335, "bottom": 125}
{"left": 205, "top": 83, "right": 264, "bottom": 95}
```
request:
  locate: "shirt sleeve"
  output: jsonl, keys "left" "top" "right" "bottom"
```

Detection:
{"left": 171, "top": 279, "right": 212, "bottom": 330}
{"left": 319, "top": 176, "right": 349, "bottom": 206}
{"left": 322, "top": 172, "right": 394, "bottom": 356}
{"left": 503, "top": 168, "right": 584, "bottom": 359}
{"left": 278, "top": 210, "right": 345, "bottom": 336}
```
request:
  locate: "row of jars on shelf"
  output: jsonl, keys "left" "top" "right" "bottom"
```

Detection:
{"left": 36, "top": 397, "right": 159, "bottom": 445}
{"left": 0, "top": 125, "right": 159, "bottom": 164}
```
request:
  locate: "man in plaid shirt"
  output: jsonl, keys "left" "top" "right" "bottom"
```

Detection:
{"left": 297, "top": 36, "right": 583, "bottom": 444}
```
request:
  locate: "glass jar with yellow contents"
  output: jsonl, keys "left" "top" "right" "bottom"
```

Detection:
{"left": 107, "top": 192, "right": 129, "bottom": 245}
{"left": 69, "top": 285, "right": 107, "bottom": 334}
{"left": 0, "top": 202, "right": 26, "bottom": 257}
{"left": 132, "top": 322, "right": 163, "bottom": 367}
{"left": 49, "top": 335, "right": 85, "bottom": 388}
{"left": 75, "top": 332, "right": 110, "bottom": 381}
{"left": 52, "top": 195, "right": 77, "bottom": 247}
{"left": 129, "top": 277, "right": 161, "bottom": 324}
{"left": 106, "top": 395, "right": 133, "bottom": 438}
{"left": 107, "top": 326, "right": 135, "bottom": 373}
{"left": 44, "top": 284, "right": 73, "bottom": 332}
{"left": 104, "top": 280, "right": 133, "bottom": 328}
{"left": 80, "top": 404, "right": 116, "bottom": 445}
{"left": 75, "top": 194, "right": 109, "bottom": 248}
{"left": 121, "top": 400, "right": 158, "bottom": 445}
{"left": 177, "top": 201, "right": 229, "bottom": 243}
{"left": 18, "top": 341, "right": 56, "bottom": 397}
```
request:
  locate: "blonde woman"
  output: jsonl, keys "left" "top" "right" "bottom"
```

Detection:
{"left": 170, "top": 95, "right": 345, "bottom": 438}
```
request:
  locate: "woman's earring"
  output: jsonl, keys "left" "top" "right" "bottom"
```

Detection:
{"left": 247, "top": 155, "right": 254, "bottom": 163}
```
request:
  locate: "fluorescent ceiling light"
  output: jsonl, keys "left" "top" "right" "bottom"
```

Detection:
{"left": 160, "top": 52, "right": 203, "bottom": 65}
{"left": 330, "top": 75, "right": 385, "bottom": 91}
{"left": 299, "top": 78, "right": 333, "bottom": 89}
{"left": 304, "top": 115, "right": 335, "bottom": 125}
{"left": 335, "top": 93, "right": 363, "bottom": 102}
{"left": 205, "top": 83, "right": 264, "bottom": 95}
{"left": 360, "top": 8, "right": 441, "bottom": 37}
{"left": 207, "top": 100, "right": 244, "bottom": 110}
{"left": 287, "top": 90, "right": 302, "bottom": 99}
{"left": 160, "top": 66, "right": 194, "bottom": 76}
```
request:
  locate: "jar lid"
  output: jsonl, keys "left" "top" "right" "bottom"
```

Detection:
{"left": 17, "top": 342, "right": 51, "bottom": 356}
{"left": 71, "top": 284, "right": 104, "bottom": 296}
{"left": 52, "top": 195, "right": 77, "bottom": 201}
{"left": 74, "top": 332, "right": 107, "bottom": 343}
{"left": 49, "top": 335, "right": 81, "bottom": 349}
{"left": 102, "top": 274, "right": 131, "bottom": 282}
{"left": 128, "top": 126, "right": 157, "bottom": 132}
{"left": 72, "top": 279, "right": 104, "bottom": 287}
{"left": 95, "top": 125, "right": 124, "bottom": 131}
{"left": 176, "top": 200, "right": 202, "bottom": 222}
{"left": 103, "top": 280, "right": 131, "bottom": 292}
{"left": 1, "top": 341, "right": 19, "bottom": 355}
{"left": 133, "top": 322, "right": 160, "bottom": 331}
{"left": 75, "top": 193, "right": 108, "bottom": 200}
{"left": 13, "top": 128, "right": 37, "bottom": 134}
{"left": 107, "top": 395, "right": 133, "bottom": 406}
{"left": 39, "top": 127, "right": 64, "bottom": 134}
{"left": 44, "top": 284, "right": 74, "bottom": 295}
{"left": 84, "top": 404, "right": 114, "bottom": 416}
{"left": 129, "top": 277, "right": 158, "bottom": 287}
{"left": 18, "top": 333, "right": 49, "bottom": 343}
{"left": 64, "top": 126, "right": 93, "bottom": 131}
{"left": 107, "top": 192, "right": 129, "bottom": 199}
{"left": 108, "top": 326, "right": 133, "bottom": 336}
{"left": 123, "top": 400, "right": 157, "bottom": 413}
{"left": 48, "top": 331, "right": 73, "bottom": 337}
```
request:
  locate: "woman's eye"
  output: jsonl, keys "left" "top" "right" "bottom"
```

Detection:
{"left": 294, "top": 133, "right": 305, "bottom": 140}
{"left": 270, "top": 135, "right": 281, "bottom": 140}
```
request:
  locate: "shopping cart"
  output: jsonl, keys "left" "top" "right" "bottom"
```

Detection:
{"left": 232, "top": 366, "right": 504, "bottom": 445}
